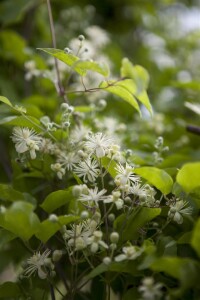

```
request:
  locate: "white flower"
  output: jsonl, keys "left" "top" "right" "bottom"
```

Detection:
{"left": 138, "top": 277, "right": 163, "bottom": 300}
{"left": 64, "top": 219, "right": 98, "bottom": 251}
{"left": 11, "top": 127, "right": 42, "bottom": 159}
{"left": 24, "top": 249, "right": 51, "bottom": 279}
{"left": 85, "top": 26, "right": 110, "bottom": 48}
{"left": 51, "top": 163, "right": 65, "bottom": 179}
{"left": 40, "top": 138, "right": 57, "bottom": 154}
{"left": 129, "top": 182, "right": 149, "bottom": 198}
{"left": 104, "top": 191, "right": 124, "bottom": 210}
{"left": 168, "top": 199, "right": 193, "bottom": 224}
{"left": 115, "top": 245, "right": 142, "bottom": 262}
{"left": 74, "top": 157, "right": 100, "bottom": 183}
{"left": 58, "top": 152, "right": 79, "bottom": 171}
{"left": 114, "top": 163, "right": 140, "bottom": 190}
{"left": 78, "top": 187, "right": 107, "bottom": 206}
{"left": 87, "top": 230, "right": 108, "bottom": 253}
{"left": 70, "top": 125, "right": 90, "bottom": 144}
{"left": 84, "top": 132, "right": 114, "bottom": 158}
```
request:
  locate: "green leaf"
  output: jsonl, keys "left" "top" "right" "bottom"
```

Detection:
{"left": 0, "top": 201, "right": 40, "bottom": 240}
{"left": 101, "top": 157, "right": 118, "bottom": 178}
{"left": 150, "top": 257, "right": 200, "bottom": 292}
{"left": 121, "top": 58, "right": 150, "bottom": 92}
{"left": 0, "top": 229, "right": 16, "bottom": 249}
{"left": 0, "top": 115, "right": 42, "bottom": 132}
{"left": 134, "top": 167, "right": 173, "bottom": 194}
{"left": 136, "top": 90, "right": 153, "bottom": 115}
{"left": 0, "top": 282, "right": 21, "bottom": 298}
{"left": 35, "top": 215, "right": 79, "bottom": 243}
{"left": 99, "top": 80, "right": 141, "bottom": 114}
{"left": 37, "top": 48, "right": 86, "bottom": 76}
{"left": 0, "top": 96, "right": 13, "bottom": 107}
{"left": 87, "top": 260, "right": 142, "bottom": 280}
{"left": 0, "top": 30, "right": 27, "bottom": 64}
{"left": 114, "top": 79, "right": 152, "bottom": 114}
{"left": 41, "top": 189, "right": 74, "bottom": 213}
{"left": 114, "top": 207, "right": 161, "bottom": 242}
{"left": 0, "top": 184, "right": 25, "bottom": 202}
{"left": 176, "top": 162, "right": 200, "bottom": 193}
{"left": 191, "top": 218, "right": 200, "bottom": 257}
{"left": 86, "top": 263, "right": 108, "bottom": 279}
{"left": 74, "top": 59, "right": 109, "bottom": 77}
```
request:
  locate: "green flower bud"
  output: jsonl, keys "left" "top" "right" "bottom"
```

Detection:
{"left": 110, "top": 232, "right": 119, "bottom": 244}
{"left": 52, "top": 250, "right": 63, "bottom": 262}
{"left": 103, "top": 257, "right": 111, "bottom": 265}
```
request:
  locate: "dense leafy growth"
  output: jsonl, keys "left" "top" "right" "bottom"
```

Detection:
{"left": 0, "top": 0, "right": 200, "bottom": 299}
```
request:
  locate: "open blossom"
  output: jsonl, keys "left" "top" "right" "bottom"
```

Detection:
{"left": 84, "top": 132, "right": 114, "bottom": 158}
{"left": 11, "top": 127, "right": 42, "bottom": 159}
{"left": 115, "top": 245, "right": 142, "bottom": 262}
{"left": 74, "top": 157, "right": 100, "bottom": 182}
{"left": 138, "top": 277, "right": 163, "bottom": 300}
{"left": 58, "top": 152, "right": 79, "bottom": 171}
{"left": 24, "top": 249, "right": 51, "bottom": 279}
{"left": 114, "top": 163, "right": 140, "bottom": 190}
{"left": 104, "top": 191, "right": 124, "bottom": 210}
{"left": 51, "top": 163, "right": 65, "bottom": 179}
{"left": 168, "top": 199, "right": 193, "bottom": 224}
{"left": 64, "top": 219, "right": 98, "bottom": 251}
{"left": 78, "top": 186, "right": 107, "bottom": 206}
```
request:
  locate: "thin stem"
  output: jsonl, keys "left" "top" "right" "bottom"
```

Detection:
{"left": 99, "top": 159, "right": 109, "bottom": 248}
{"left": 49, "top": 283, "right": 56, "bottom": 300}
{"left": 46, "top": 0, "right": 68, "bottom": 102}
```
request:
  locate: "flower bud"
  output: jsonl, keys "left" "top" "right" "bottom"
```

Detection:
{"left": 110, "top": 232, "right": 119, "bottom": 244}
{"left": 49, "top": 214, "right": 58, "bottom": 223}
{"left": 108, "top": 213, "right": 115, "bottom": 222}
{"left": 52, "top": 250, "right": 63, "bottom": 262}
{"left": 103, "top": 257, "right": 111, "bottom": 265}
{"left": 78, "top": 35, "right": 85, "bottom": 41}
{"left": 81, "top": 211, "right": 89, "bottom": 219}
{"left": 72, "top": 185, "right": 82, "bottom": 197}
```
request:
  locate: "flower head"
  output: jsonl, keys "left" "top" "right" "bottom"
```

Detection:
{"left": 74, "top": 157, "right": 100, "bottom": 183}
{"left": 168, "top": 199, "right": 193, "bottom": 224}
{"left": 64, "top": 219, "right": 98, "bottom": 252}
{"left": 114, "top": 163, "right": 140, "bottom": 191}
{"left": 84, "top": 132, "right": 114, "bottom": 158}
{"left": 138, "top": 277, "right": 163, "bottom": 300}
{"left": 11, "top": 127, "right": 42, "bottom": 159}
{"left": 24, "top": 249, "right": 51, "bottom": 279}
{"left": 114, "top": 245, "right": 142, "bottom": 262}
{"left": 78, "top": 186, "right": 107, "bottom": 206}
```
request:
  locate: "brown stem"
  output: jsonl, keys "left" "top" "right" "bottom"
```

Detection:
{"left": 46, "top": 0, "right": 68, "bottom": 102}
{"left": 186, "top": 124, "right": 200, "bottom": 136}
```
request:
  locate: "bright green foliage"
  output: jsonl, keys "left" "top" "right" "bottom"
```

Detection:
{"left": 151, "top": 257, "right": 200, "bottom": 294}
{"left": 0, "top": 202, "right": 40, "bottom": 240}
{"left": 41, "top": 188, "right": 74, "bottom": 213}
{"left": 73, "top": 59, "right": 110, "bottom": 77}
{"left": 134, "top": 167, "right": 173, "bottom": 194}
{"left": 176, "top": 162, "right": 200, "bottom": 193}
{"left": 99, "top": 80, "right": 141, "bottom": 114}
{"left": 0, "top": 1, "right": 200, "bottom": 299}
{"left": 38, "top": 48, "right": 87, "bottom": 76}
{"left": 0, "top": 96, "right": 13, "bottom": 107}
{"left": 191, "top": 218, "right": 200, "bottom": 257}
{"left": 36, "top": 215, "right": 79, "bottom": 243}
{"left": 114, "top": 207, "right": 161, "bottom": 242}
